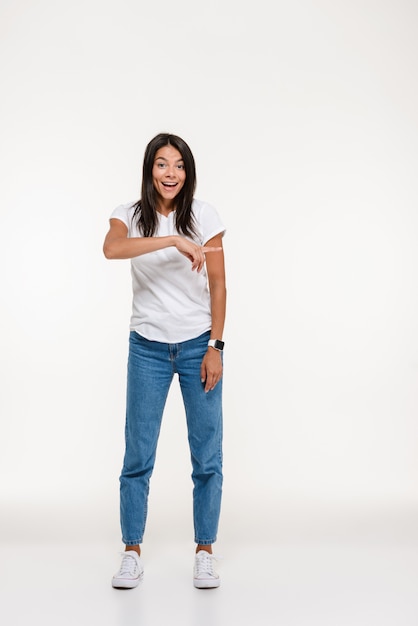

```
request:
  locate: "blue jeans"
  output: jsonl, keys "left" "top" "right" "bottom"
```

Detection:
{"left": 120, "top": 330, "right": 223, "bottom": 546}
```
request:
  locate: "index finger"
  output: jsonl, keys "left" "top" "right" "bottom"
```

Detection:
{"left": 202, "top": 246, "right": 222, "bottom": 253}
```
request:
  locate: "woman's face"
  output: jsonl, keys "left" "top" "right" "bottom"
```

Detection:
{"left": 152, "top": 145, "right": 186, "bottom": 205}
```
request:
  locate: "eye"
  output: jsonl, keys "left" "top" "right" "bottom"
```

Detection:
{"left": 177, "top": 164, "right": 185, "bottom": 170}
{"left": 156, "top": 162, "right": 166, "bottom": 168}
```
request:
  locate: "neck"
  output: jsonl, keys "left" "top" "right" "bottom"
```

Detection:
{"left": 156, "top": 199, "right": 176, "bottom": 217}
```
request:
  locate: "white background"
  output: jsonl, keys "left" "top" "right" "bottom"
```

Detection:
{"left": 1, "top": 0, "right": 417, "bottom": 547}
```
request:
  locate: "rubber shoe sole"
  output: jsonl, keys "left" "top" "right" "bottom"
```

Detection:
{"left": 193, "top": 576, "right": 220, "bottom": 589}
{"left": 112, "top": 571, "right": 143, "bottom": 589}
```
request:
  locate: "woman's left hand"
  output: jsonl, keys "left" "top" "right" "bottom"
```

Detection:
{"left": 200, "top": 348, "right": 223, "bottom": 393}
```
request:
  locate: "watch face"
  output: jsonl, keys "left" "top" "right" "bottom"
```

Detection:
{"left": 214, "top": 340, "right": 224, "bottom": 350}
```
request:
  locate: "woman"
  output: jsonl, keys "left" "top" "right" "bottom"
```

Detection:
{"left": 103, "top": 133, "right": 226, "bottom": 589}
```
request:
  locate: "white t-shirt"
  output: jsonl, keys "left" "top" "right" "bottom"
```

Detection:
{"left": 110, "top": 199, "right": 225, "bottom": 343}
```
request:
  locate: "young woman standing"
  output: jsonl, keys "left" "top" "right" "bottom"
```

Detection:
{"left": 103, "top": 133, "right": 226, "bottom": 589}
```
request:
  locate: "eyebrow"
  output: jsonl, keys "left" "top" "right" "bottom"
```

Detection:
{"left": 154, "top": 157, "right": 184, "bottom": 163}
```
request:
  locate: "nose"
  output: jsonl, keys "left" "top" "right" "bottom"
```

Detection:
{"left": 165, "top": 164, "right": 177, "bottom": 177}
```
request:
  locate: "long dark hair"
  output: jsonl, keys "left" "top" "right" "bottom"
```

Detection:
{"left": 132, "top": 133, "right": 197, "bottom": 238}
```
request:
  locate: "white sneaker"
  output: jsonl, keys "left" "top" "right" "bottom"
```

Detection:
{"left": 193, "top": 550, "right": 220, "bottom": 588}
{"left": 112, "top": 551, "right": 144, "bottom": 588}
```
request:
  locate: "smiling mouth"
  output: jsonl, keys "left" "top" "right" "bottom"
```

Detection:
{"left": 162, "top": 182, "right": 177, "bottom": 188}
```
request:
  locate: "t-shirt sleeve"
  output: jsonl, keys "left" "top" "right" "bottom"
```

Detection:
{"left": 110, "top": 203, "right": 132, "bottom": 230}
{"left": 197, "top": 202, "right": 226, "bottom": 245}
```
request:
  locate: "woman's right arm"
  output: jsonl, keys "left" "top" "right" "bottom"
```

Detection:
{"left": 103, "top": 218, "right": 220, "bottom": 271}
{"left": 103, "top": 218, "right": 178, "bottom": 259}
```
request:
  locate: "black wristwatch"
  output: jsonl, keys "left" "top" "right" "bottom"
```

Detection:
{"left": 208, "top": 339, "right": 224, "bottom": 351}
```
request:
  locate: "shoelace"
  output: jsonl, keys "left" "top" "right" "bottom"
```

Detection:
{"left": 194, "top": 552, "right": 217, "bottom": 577}
{"left": 118, "top": 553, "right": 139, "bottom": 577}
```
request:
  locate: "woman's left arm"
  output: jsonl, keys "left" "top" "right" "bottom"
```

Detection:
{"left": 200, "top": 233, "right": 226, "bottom": 393}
